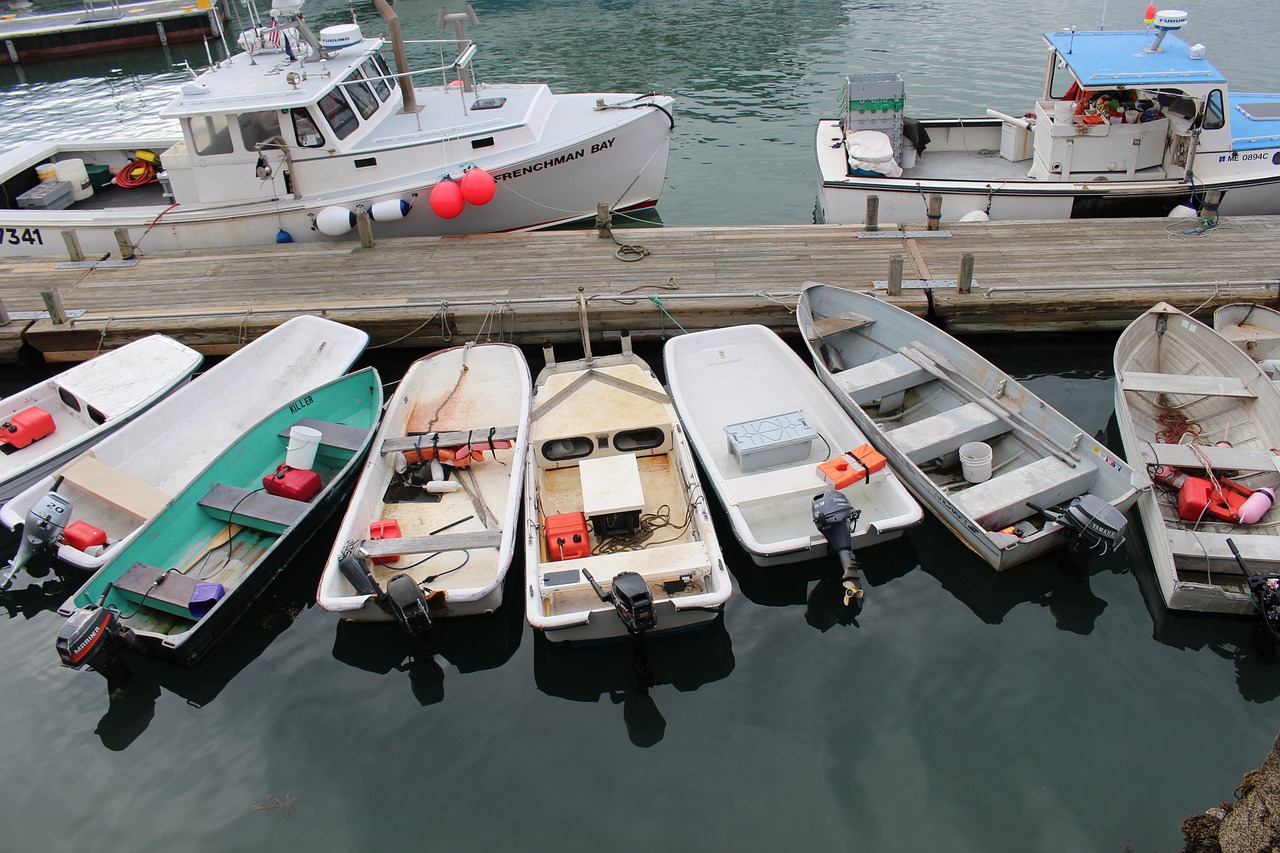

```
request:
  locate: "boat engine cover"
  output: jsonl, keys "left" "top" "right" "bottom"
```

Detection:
{"left": 55, "top": 605, "right": 133, "bottom": 681}
{"left": 609, "top": 571, "right": 656, "bottom": 633}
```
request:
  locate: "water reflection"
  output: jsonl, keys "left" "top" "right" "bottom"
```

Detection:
{"left": 90, "top": 538, "right": 324, "bottom": 750}
{"left": 909, "top": 513, "right": 1115, "bottom": 633}
{"left": 329, "top": 570, "right": 525, "bottom": 705}
{"left": 533, "top": 617, "right": 735, "bottom": 747}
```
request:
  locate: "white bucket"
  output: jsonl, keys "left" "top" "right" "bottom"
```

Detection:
{"left": 35, "top": 162, "right": 57, "bottom": 182}
{"left": 1052, "top": 101, "right": 1076, "bottom": 126}
{"left": 959, "top": 441, "right": 993, "bottom": 484}
{"left": 285, "top": 425, "right": 322, "bottom": 470}
{"left": 54, "top": 158, "right": 93, "bottom": 201}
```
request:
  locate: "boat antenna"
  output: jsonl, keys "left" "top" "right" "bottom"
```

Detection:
{"left": 1099, "top": 0, "right": 1107, "bottom": 30}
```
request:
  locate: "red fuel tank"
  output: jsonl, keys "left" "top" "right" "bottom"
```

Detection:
{"left": 0, "top": 406, "right": 55, "bottom": 451}
{"left": 545, "top": 512, "right": 590, "bottom": 561}
{"left": 262, "top": 464, "right": 322, "bottom": 502}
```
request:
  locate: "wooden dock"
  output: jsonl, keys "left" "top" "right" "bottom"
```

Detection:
{"left": 2, "top": 215, "right": 1278, "bottom": 363}
{"left": 0, "top": 0, "right": 224, "bottom": 64}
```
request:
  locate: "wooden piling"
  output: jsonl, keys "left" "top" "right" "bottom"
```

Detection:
{"left": 61, "top": 230, "right": 83, "bottom": 262}
{"left": 927, "top": 194, "right": 942, "bottom": 231}
{"left": 957, "top": 252, "right": 975, "bottom": 294}
{"left": 41, "top": 290, "right": 67, "bottom": 325}
{"left": 888, "top": 254, "right": 904, "bottom": 296}
{"left": 114, "top": 228, "right": 134, "bottom": 260}
{"left": 866, "top": 195, "right": 879, "bottom": 232}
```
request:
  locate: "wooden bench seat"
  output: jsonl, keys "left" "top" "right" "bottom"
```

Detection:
{"left": 197, "top": 483, "right": 310, "bottom": 534}
{"left": 832, "top": 353, "right": 932, "bottom": 406}
{"left": 111, "top": 562, "right": 201, "bottom": 620}
{"left": 1165, "top": 527, "right": 1280, "bottom": 576}
{"left": 951, "top": 456, "right": 1097, "bottom": 530}
{"left": 723, "top": 464, "right": 827, "bottom": 508}
{"left": 358, "top": 527, "right": 505, "bottom": 559}
{"left": 1142, "top": 442, "right": 1280, "bottom": 474}
{"left": 886, "top": 401, "right": 1011, "bottom": 464}
{"left": 276, "top": 418, "right": 369, "bottom": 455}
{"left": 381, "top": 425, "right": 519, "bottom": 456}
{"left": 57, "top": 453, "right": 170, "bottom": 523}
{"left": 1119, "top": 372, "right": 1256, "bottom": 398}
{"left": 539, "top": 540, "right": 711, "bottom": 590}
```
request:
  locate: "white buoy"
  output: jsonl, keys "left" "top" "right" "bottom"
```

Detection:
{"left": 369, "top": 199, "right": 411, "bottom": 221}
{"left": 959, "top": 210, "right": 990, "bottom": 222}
{"left": 315, "top": 206, "right": 356, "bottom": 235}
{"left": 1167, "top": 204, "right": 1198, "bottom": 218}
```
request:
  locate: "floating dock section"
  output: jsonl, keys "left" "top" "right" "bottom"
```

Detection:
{"left": 0, "top": 216, "right": 1277, "bottom": 362}
{"left": 0, "top": 0, "right": 224, "bottom": 63}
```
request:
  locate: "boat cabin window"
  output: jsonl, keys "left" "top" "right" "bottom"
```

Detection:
{"left": 360, "top": 56, "right": 392, "bottom": 101}
{"left": 238, "top": 110, "right": 284, "bottom": 151}
{"left": 541, "top": 436, "right": 594, "bottom": 462}
{"left": 188, "top": 114, "right": 234, "bottom": 156}
{"left": 317, "top": 88, "right": 359, "bottom": 140}
{"left": 291, "top": 108, "right": 325, "bottom": 148}
{"left": 1202, "top": 89, "right": 1226, "bottom": 130}
{"left": 342, "top": 71, "right": 379, "bottom": 121}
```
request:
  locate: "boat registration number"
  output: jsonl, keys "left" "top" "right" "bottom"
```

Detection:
{"left": 1, "top": 228, "right": 43, "bottom": 247}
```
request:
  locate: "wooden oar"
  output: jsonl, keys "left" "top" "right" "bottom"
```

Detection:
{"left": 177, "top": 524, "right": 244, "bottom": 577}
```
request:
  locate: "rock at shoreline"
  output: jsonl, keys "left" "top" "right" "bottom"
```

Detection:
{"left": 1182, "top": 732, "right": 1280, "bottom": 853}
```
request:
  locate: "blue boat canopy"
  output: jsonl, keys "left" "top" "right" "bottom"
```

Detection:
{"left": 1042, "top": 30, "right": 1227, "bottom": 88}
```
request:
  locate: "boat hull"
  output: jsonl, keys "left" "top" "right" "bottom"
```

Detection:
{"left": 317, "top": 343, "right": 532, "bottom": 623}
{"left": 0, "top": 316, "right": 368, "bottom": 571}
{"left": 58, "top": 368, "right": 381, "bottom": 665}
{"left": 664, "top": 324, "right": 923, "bottom": 567}
{"left": 797, "top": 285, "right": 1141, "bottom": 571}
{"left": 1113, "top": 302, "right": 1280, "bottom": 614}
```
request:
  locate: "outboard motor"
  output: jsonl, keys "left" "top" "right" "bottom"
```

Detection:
{"left": 1227, "top": 538, "right": 1280, "bottom": 645}
{"left": 584, "top": 569, "right": 656, "bottom": 635}
{"left": 0, "top": 492, "right": 72, "bottom": 592}
{"left": 386, "top": 574, "right": 432, "bottom": 639}
{"left": 1031, "top": 495, "right": 1127, "bottom": 558}
{"left": 812, "top": 490, "right": 864, "bottom": 604}
{"left": 56, "top": 605, "right": 137, "bottom": 683}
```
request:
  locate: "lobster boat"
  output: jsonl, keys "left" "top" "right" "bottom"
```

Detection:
{"left": 817, "top": 12, "right": 1280, "bottom": 225}
{"left": 55, "top": 368, "right": 381, "bottom": 671}
{"left": 318, "top": 342, "right": 531, "bottom": 637}
{"left": 523, "top": 332, "right": 732, "bottom": 643}
{"left": 797, "top": 285, "right": 1138, "bottom": 571}
{"left": 1114, "top": 302, "right": 1280, "bottom": 617}
{"left": 0, "top": 0, "right": 674, "bottom": 259}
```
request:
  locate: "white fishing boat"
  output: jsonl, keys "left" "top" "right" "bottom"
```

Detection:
{"left": 318, "top": 342, "right": 531, "bottom": 637}
{"left": 0, "top": 315, "right": 368, "bottom": 580}
{"left": 663, "top": 324, "right": 922, "bottom": 595}
{"left": 1114, "top": 302, "right": 1280, "bottom": 614}
{"left": 524, "top": 333, "right": 732, "bottom": 643}
{"left": 798, "top": 285, "right": 1139, "bottom": 572}
{"left": 817, "top": 12, "right": 1280, "bottom": 225}
{"left": 0, "top": 0, "right": 674, "bottom": 260}
{"left": 0, "top": 335, "right": 201, "bottom": 509}
{"left": 1213, "top": 303, "right": 1280, "bottom": 374}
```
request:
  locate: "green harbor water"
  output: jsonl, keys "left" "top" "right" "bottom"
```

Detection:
{"left": 2, "top": 1, "right": 1279, "bottom": 850}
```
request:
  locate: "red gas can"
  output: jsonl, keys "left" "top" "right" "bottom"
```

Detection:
{"left": 545, "top": 512, "right": 590, "bottom": 561}
{"left": 369, "top": 519, "right": 402, "bottom": 565}
{"left": 0, "top": 406, "right": 56, "bottom": 451}
{"left": 262, "top": 464, "right": 322, "bottom": 501}
{"left": 62, "top": 520, "right": 107, "bottom": 552}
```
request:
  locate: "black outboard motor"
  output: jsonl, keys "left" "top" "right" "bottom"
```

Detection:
{"left": 1227, "top": 538, "right": 1280, "bottom": 645}
{"left": 812, "top": 490, "right": 864, "bottom": 604}
{"left": 56, "top": 605, "right": 137, "bottom": 683}
{"left": 1, "top": 492, "right": 72, "bottom": 592}
{"left": 584, "top": 569, "right": 657, "bottom": 635}
{"left": 386, "top": 574, "right": 433, "bottom": 639}
{"left": 1030, "top": 495, "right": 1127, "bottom": 558}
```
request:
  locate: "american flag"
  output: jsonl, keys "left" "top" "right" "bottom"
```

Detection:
{"left": 267, "top": 27, "right": 282, "bottom": 48}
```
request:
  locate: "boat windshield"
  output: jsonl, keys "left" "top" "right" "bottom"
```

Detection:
{"left": 317, "top": 87, "right": 359, "bottom": 140}
{"left": 342, "top": 71, "right": 379, "bottom": 120}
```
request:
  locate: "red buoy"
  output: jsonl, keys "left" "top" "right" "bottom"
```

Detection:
{"left": 429, "top": 177, "right": 465, "bottom": 218}
{"left": 460, "top": 167, "right": 496, "bottom": 205}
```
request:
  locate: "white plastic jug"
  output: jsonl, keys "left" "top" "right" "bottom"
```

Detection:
{"left": 959, "top": 441, "right": 993, "bottom": 484}
{"left": 54, "top": 159, "right": 93, "bottom": 201}
{"left": 285, "top": 425, "right": 322, "bottom": 470}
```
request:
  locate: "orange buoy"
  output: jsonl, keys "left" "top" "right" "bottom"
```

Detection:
{"left": 460, "top": 167, "right": 496, "bottom": 205}
{"left": 1144, "top": 3, "right": 1156, "bottom": 24}
{"left": 428, "top": 177, "right": 464, "bottom": 218}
